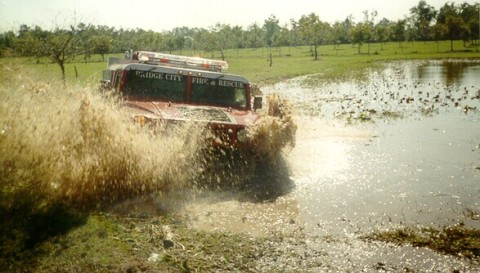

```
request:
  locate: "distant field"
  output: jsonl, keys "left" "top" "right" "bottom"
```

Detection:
{"left": 1, "top": 40, "right": 479, "bottom": 86}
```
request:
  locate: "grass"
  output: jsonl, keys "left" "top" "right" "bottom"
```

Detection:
{"left": 361, "top": 224, "right": 480, "bottom": 260}
{"left": 17, "top": 213, "right": 270, "bottom": 273}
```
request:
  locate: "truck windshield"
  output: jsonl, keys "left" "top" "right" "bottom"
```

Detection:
{"left": 191, "top": 77, "right": 247, "bottom": 108}
{"left": 123, "top": 70, "right": 186, "bottom": 102}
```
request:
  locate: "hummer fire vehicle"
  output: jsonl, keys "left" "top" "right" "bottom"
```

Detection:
{"left": 101, "top": 51, "right": 263, "bottom": 150}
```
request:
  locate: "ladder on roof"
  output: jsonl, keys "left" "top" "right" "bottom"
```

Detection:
{"left": 136, "top": 51, "right": 229, "bottom": 72}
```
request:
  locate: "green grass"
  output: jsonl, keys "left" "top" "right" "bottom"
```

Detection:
{"left": 361, "top": 225, "right": 480, "bottom": 260}
{"left": 2, "top": 212, "right": 272, "bottom": 273}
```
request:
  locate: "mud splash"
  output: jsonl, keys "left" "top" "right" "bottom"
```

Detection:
{"left": 0, "top": 66, "right": 203, "bottom": 210}
{"left": 247, "top": 94, "right": 297, "bottom": 158}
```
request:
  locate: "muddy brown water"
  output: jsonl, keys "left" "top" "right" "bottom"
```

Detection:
{"left": 182, "top": 60, "right": 480, "bottom": 272}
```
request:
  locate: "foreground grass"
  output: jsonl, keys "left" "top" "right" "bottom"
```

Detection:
{"left": 2, "top": 212, "right": 270, "bottom": 273}
{"left": 361, "top": 225, "right": 480, "bottom": 260}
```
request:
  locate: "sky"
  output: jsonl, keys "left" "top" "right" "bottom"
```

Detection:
{"left": 0, "top": 0, "right": 478, "bottom": 33}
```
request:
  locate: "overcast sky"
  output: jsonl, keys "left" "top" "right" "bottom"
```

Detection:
{"left": 0, "top": 0, "right": 477, "bottom": 33}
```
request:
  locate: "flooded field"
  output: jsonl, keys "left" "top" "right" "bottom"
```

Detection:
{"left": 1, "top": 60, "right": 479, "bottom": 272}
{"left": 184, "top": 60, "right": 480, "bottom": 271}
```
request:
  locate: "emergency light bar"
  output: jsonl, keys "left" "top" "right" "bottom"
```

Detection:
{"left": 137, "top": 51, "right": 229, "bottom": 72}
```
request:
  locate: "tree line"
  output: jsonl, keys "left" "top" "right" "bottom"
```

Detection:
{"left": 0, "top": 1, "right": 478, "bottom": 79}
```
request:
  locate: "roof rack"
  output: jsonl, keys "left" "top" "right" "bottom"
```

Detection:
{"left": 136, "top": 51, "right": 229, "bottom": 72}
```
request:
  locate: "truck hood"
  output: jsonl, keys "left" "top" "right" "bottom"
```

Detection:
{"left": 124, "top": 101, "right": 260, "bottom": 126}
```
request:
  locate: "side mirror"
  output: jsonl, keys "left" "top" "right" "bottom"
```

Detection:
{"left": 253, "top": 96, "right": 263, "bottom": 111}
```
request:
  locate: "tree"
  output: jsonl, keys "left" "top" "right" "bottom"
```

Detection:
{"left": 364, "top": 10, "right": 377, "bottom": 54}
{"left": 432, "top": 23, "right": 445, "bottom": 52}
{"left": 211, "top": 23, "right": 233, "bottom": 60}
{"left": 375, "top": 18, "right": 392, "bottom": 50}
{"left": 409, "top": 0, "right": 437, "bottom": 41}
{"left": 392, "top": 19, "right": 407, "bottom": 53}
{"left": 43, "top": 26, "right": 81, "bottom": 81}
{"left": 271, "top": 24, "right": 291, "bottom": 55}
{"left": 92, "top": 35, "right": 112, "bottom": 61}
{"left": 12, "top": 25, "right": 47, "bottom": 60}
{"left": 263, "top": 15, "right": 281, "bottom": 47}
{"left": 436, "top": 2, "right": 468, "bottom": 51}
{"left": 163, "top": 34, "right": 177, "bottom": 54}
{"left": 331, "top": 15, "right": 355, "bottom": 54}
{"left": 76, "top": 23, "right": 95, "bottom": 63}
{"left": 112, "top": 27, "right": 134, "bottom": 53}
{"left": 289, "top": 19, "right": 300, "bottom": 48}
{"left": 298, "top": 13, "right": 330, "bottom": 60}
{"left": 444, "top": 16, "right": 468, "bottom": 51}
{"left": 139, "top": 31, "right": 163, "bottom": 52}
{"left": 352, "top": 10, "right": 377, "bottom": 54}
{"left": 460, "top": 3, "right": 480, "bottom": 46}
{"left": 351, "top": 23, "right": 367, "bottom": 54}
{"left": 193, "top": 28, "right": 222, "bottom": 58}
{"left": 351, "top": 10, "right": 377, "bottom": 54}
{"left": 245, "top": 23, "right": 264, "bottom": 48}
{"left": 0, "top": 31, "right": 15, "bottom": 57}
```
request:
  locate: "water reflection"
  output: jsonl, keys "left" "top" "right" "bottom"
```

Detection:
{"left": 415, "top": 60, "right": 480, "bottom": 87}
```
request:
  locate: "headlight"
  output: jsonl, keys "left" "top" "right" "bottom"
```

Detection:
{"left": 134, "top": 115, "right": 145, "bottom": 125}
{"left": 236, "top": 129, "right": 249, "bottom": 143}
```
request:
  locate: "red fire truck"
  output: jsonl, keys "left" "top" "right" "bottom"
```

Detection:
{"left": 101, "top": 51, "right": 263, "bottom": 150}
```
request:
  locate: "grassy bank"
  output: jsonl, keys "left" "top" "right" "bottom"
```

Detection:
{"left": 362, "top": 225, "right": 480, "bottom": 260}
{"left": 2, "top": 212, "right": 273, "bottom": 273}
